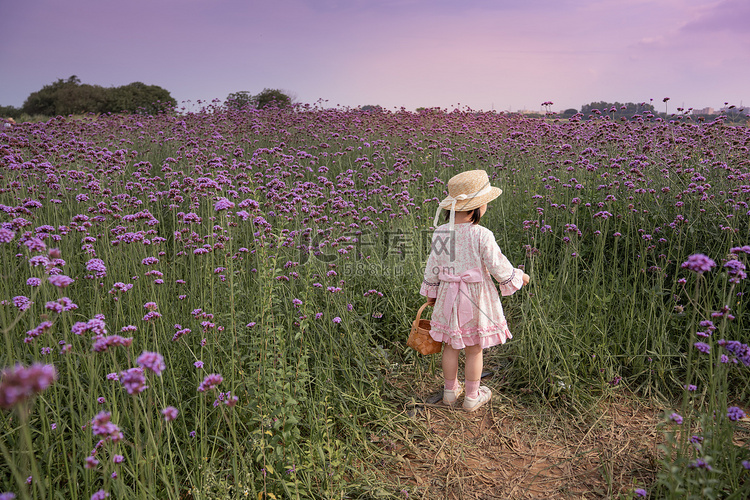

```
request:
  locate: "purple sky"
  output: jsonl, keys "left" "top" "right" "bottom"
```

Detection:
{"left": 1, "top": 0, "right": 748, "bottom": 113}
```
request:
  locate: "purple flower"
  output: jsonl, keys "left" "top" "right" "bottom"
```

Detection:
{"left": 12, "top": 296, "right": 32, "bottom": 311}
{"left": 161, "top": 406, "right": 179, "bottom": 422}
{"left": 119, "top": 367, "right": 148, "bottom": 395}
{"left": 45, "top": 297, "right": 77, "bottom": 313}
{"left": 332, "top": 316, "right": 342, "bottom": 324}
{"left": 141, "top": 256, "right": 159, "bottom": 266}
{"left": 28, "top": 255, "right": 49, "bottom": 268}
{"left": 143, "top": 302, "right": 158, "bottom": 311}
{"left": 724, "top": 259, "right": 747, "bottom": 283}
{"left": 24, "top": 237, "right": 46, "bottom": 253}
{"left": 84, "top": 456, "right": 99, "bottom": 469}
{"left": 729, "top": 245, "right": 750, "bottom": 255}
{"left": 194, "top": 361, "right": 204, "bottom": 368}
{"left": 238, "top": 198, "right": 259, "bottom": 210}
{"left": 26, "top": 277, "right": 41, "bottom": 287}
{"left": 699, "top": 320, "right": 716, "bottom": 331}
{"left": 634, "top": 489, "right": 647, "bottom": 498}
{"left": 90, "top": 490, "right": 109, "bottom": 500}
{"left": 112, "top": 454, "right": 124, "bottom": 463}
{"left": 91, "top": 335, "right": 133, "bottom": 353}
{"left": 142, "top": 311, "right": 162, "bottom": 321}
{"left": 172, "top": 327, "right": 191, "bottom": 341}
{"left": 694, "top": 342, "right": 710, "bottom": 354}
{"left": 0, "top": 363, "right": 57, "bottom": 409}
{"left": 26, "top": 321, "right": 52, "bottom": 339}
{"left": 670, "top": 412, "right": 683, "bottom": 424}
{"left": 718, "top": 339, "right": 750, "bottom": 366}
{"left": 711, "top": 305, "right": 735, "bottom": 320}
{"left": 684, "top": 384, "right": 697, "bottom": 391}
{"left": 72, "top": 317, "right": 107, "bottom": 337}
{"left": 224, "top": 392, "right": 239, "bottom": 407}
{"left": 688, "top": 458, "right": 712, "bottom": 470}
{"left": 91, "top": 411, "right": 123, "bottom": 442}
{"left": 0, "top": 228, "right": 15, "bottom": 243}
{"left": 681, "top": 254, "right": 716, "bottom": 274}
{"left": 136, "top": 351, "right": 165, "bottom": 375}
{"left": 742, "top": 460, "right": 750, "bottom": 470}
{"left": 214, "top": 197, "right": 235, "bottom": 211}
{"left": 85, "top": 258, "right": 107, "bottom": 278}
{"left": 727, "top": 406, "right": 746, "bottom": 422}
{"left": 48, "top": 275, "right": 74, "bottom": 288}
{"left": 0, "top": 492, "right": 16, "bottom": 500}
{"left": 198, "top": 373, "right": 223, "bottom": 392}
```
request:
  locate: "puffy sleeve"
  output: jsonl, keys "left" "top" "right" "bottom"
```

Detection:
{"left": 480, "top": 230, "right": 524, "bottom": 296}
{"left": 419, "top": 233, "right": 440, "bottom": 298}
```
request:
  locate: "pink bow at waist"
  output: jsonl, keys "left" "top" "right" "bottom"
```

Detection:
{"left": 438, "top": 267, "right": 483, "bottom": 327}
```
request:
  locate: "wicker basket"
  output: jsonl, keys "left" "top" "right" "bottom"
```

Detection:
{"left": 407, "top": 302, "right": 443, "bottom": 355}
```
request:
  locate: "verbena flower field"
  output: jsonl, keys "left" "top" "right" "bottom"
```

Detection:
{"left": 1, "top": 105, "right": 749, "bottom": 498}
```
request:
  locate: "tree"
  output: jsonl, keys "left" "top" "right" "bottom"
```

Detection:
{"left": 225, "top": 91, "right": 254, "bottom": 110}
{"left": 0, "top": 105, "right": 21, "bottom": 119}
{"left": 21, "top": 76, "right": 176, "bottom": 117}
{"left": 559, "top": 108, "right": 578, "bottom": 118}
{"left": 55, "top": 83, "right": 109, "bottom": 115}
{"left": 22, "top": 75, "right": 81, "bottom": 116}
{"left": 252, "top": 88, "right": 292, "bottom": 109}
{"left": 105, "top": 82, "right": 176, "bottom": 114}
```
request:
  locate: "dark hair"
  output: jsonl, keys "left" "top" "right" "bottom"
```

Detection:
{"left": 443, "top": 207, "right": 482, "bottom": 224}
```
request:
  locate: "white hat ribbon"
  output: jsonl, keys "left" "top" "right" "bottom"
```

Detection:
{"left": 432, "top": 184, "right": 492, "bottom": 231}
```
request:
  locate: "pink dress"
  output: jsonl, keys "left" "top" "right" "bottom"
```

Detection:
{"left": 419, "top": 222, "right": 524, "bottom": 349}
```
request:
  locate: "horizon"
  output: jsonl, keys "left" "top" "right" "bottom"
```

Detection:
{"left": 1, "top": 0, "right": 748, "bottom": 113}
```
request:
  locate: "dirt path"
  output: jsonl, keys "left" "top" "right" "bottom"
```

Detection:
{"left": 381, "top": 377, "right": 662, "bottom": 499}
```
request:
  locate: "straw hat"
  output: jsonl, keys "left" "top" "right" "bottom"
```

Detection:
{"left": 433, "top": 170, "right": 502, "bottom": 229}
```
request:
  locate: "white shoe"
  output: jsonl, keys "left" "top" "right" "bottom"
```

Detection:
{"left": 463, "top": 386, "right": 491, "bottom": 412}
{"left": 442, "top": 383, "right": 463, "bottom": 406}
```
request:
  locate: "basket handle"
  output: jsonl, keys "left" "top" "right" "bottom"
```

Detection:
{"left": 415, "top": 301, "right": 432, "bottom": 321}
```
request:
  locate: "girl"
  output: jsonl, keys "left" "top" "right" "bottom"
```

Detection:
{"left": 420, "top": 170, "right": 529, "bottom": 412}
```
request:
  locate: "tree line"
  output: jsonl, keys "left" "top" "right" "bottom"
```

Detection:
{"left": 224, "top": 89, "right": 295, "bottom": 110}
{"left": 3, "top": 84, "right": 745, "bottom": 125}
{"left": 559, "top": 101, "right": 746, "bottom": 124}
{"left": 0, "top": 76, "right": 177, "bottom": 119}
{"left": 0, "top": 79, "right": 300, "bottom": 120}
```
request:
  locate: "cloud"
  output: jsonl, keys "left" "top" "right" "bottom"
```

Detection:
{"left": 679, "top": 0, "right": 750, "bottom": 37}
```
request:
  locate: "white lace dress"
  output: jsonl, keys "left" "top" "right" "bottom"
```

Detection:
{"left": 419, "top": 222, "right": 524, "bottom": 349}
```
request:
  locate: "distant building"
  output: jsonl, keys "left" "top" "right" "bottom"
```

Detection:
{"left": 692, "top": 107, "right": 717, "bottom": 115}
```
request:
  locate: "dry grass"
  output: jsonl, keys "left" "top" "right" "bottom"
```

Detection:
{"left": 376, "top": 367, "right": 663, "bottom": 499}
